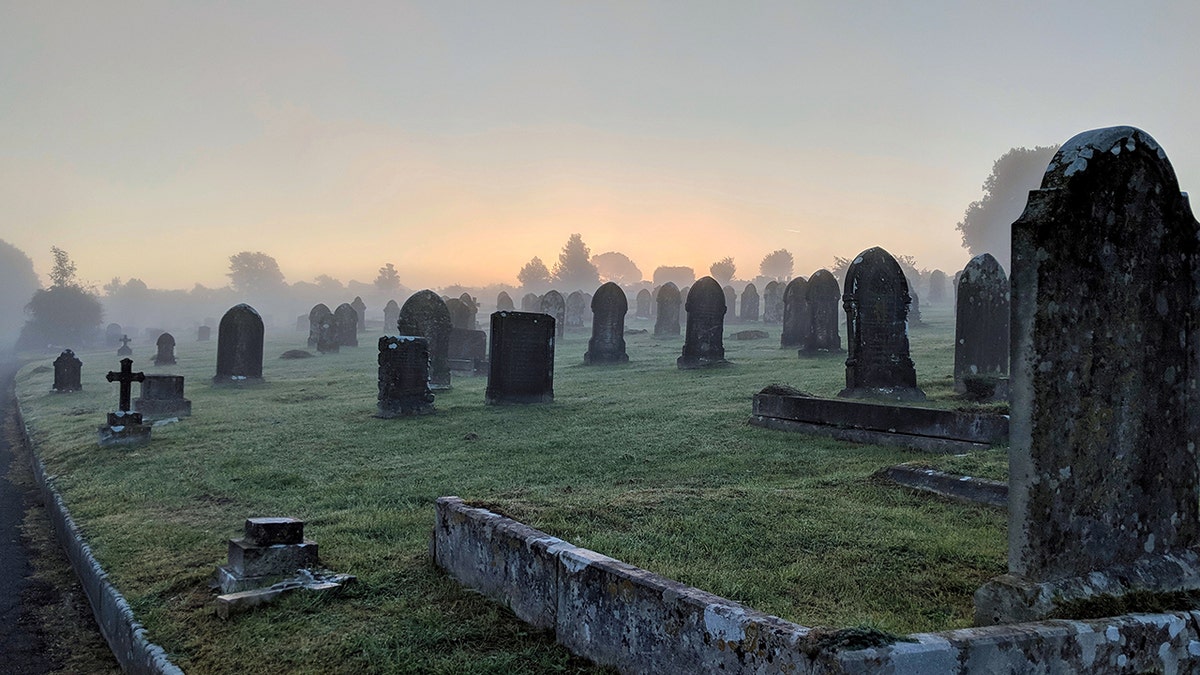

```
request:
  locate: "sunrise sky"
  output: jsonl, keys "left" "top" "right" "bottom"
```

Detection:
{"left": 3, "top": 1, "right": 1198, "bottom": 290}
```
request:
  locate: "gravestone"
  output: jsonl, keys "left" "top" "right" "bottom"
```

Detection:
{"left": 397, "top": 290, "right": 452, "bottom": 390}
{"left": 762, "top": 281, "right": 783, "bottom": 324}
{"left": 376, "top": 336, "right": 435, "bottom": 417}
{"left": 649, "top": 286, "right": 658, "bottom": 318}
{"left": 105, "top": 323, "right": 123, "bottom": 347}
{"left": 133, "top": 374, "right": 191, "bottom": 419}
{"left": 308, "top": 304, "right": 337, "bottom": 353}
{"left": 954, "top": 254, "right": 1009, "bottom": 392}
{"left": 653, "top": 282, "right": 681, "bottom": 337}
{"left": 214, "top": 304, "right": 264, "bottom": 383}
{"left": 351, "top": 296, "right": 367, "bottom": 332}
{"left": 565, "top": 291, "right": 586, "bottom": 329}
{"left": 928, "top": 269, "right": 948, "bottom": 304}
{"left": 99, "top": 358, "right": 151, "bottom": 445}
{"left": 740, "top": 283, "right": 759, "bottom": 322}
{"left": 802, "top": 269, "right": 842, "bottom": 353}
{"left": 496, "top": 291, "right": 514, "bottom": 312}
{"left": 680, "top": 286, "right": 690, "bottom": 310}
{"left": 486, "top": 311, "right": 554, "bottom": 404}
{"left": 448, "top": 328, "right": 488, "bottom": 373}
{"left": 722, "top": 285, "right": 736, "bottom": 319}
{"left": 521, "top": 292, "right": 540, "bottom": 312}
{"left": 52, "top": 349, "right": 82, "bottom": 393}
{"left": 838, "top": 247, "right": 924, "bottom": 401}
{"left": 635, "top": 289, "right": 652, "bottom": 318}
{"left": 584, "top": 282, "right": 628, "bottom": 365}
{"left": 446, "top": 298, "right": 472, "bottom": 330}
{"left": 197, "top": 325, "right": 211, "bottom": 342}
{"left": 677, "top": 277, "right": 728, "bottom": 369}
{"left": 780, "top": 277, "right": 810, "bottom": 348}
{"left": 154, "top": 332, "right": 177, "bottom": 366}
{"left": 583, "top": 292, "right": 592, "bottom": 323}
{"left": 975, "top": 126, "right": 1200, "bottom": 624}
{"left": 540, "top": 290, "right": 566, "bottom": 338}
{"left": 333, "top": 303, "right": 359, "bottom": 347}
{"left": 383, "top": 300, "right": 401, "bottom": 332}
{"left": 214, "top": 517, "right": 318, "bottom": 594}
{"left": 908, "top": 282, "right": 923, "bottom": 325}
{"left": 117, "top": 335, "right": 133, "bottom": 356}
{"left": 295, "top": 315, "right": 308, "bottom": 332}
{"left": 459, "top": 293, "right": 478, "bottom": 329}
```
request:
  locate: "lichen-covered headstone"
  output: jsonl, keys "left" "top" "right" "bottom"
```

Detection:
{"left": 520, "top": 292, "right": 539, "bottom": 312}
{"left": 584, "top": 282, "right": 628, "bottom": 365}
{"left": 398, "top": 290, "right": 452, "bottom": 390}
{"left": 654, "top": 282, "right": 681, "bottom": 337}
{"left": 722, "top": 285, "right": 736, "bottom": 319}
{"left": 486, "top": 311, "right": 554, "bottom": 404}
{"left": 52, "top": 349, "right": 82, "bottom": 393}
{"left": 838, "top": 247, "right": 924, "bottom": 401}
{"left": 496, "top": 291, "right": 514, "bottom": 312}
{"left": 565, "top": 291, "right": 586, "bottom": 329}
{"left": 332, "top": 303, "right": 358, "bottom": 348}
{"left": 740, "top": 283, "right": 759, "bottom": 322}
{"left": 213, "top": 304, "right": 264, "bottom": 383}
{"left": 351, "top": 296, "right": 367, "bottom": 332}
{"left": 953, "top": 254, "right": 1009, "bottom": 392}
{"left": 376, "top": 336, "right": 435, "bottom": 417}
{"left": 928, "top": 269, "right": 948, "bottom": 304}
{"left": 802, "top": 269, "right": 841, "bottom": 353}
{"left": 780, "top": 277, "right": 810, "bottom": 348}
{"left": 762, "top": 281, "right": 783, "bottom": 324}
{"left": 540, "top": 290, "right": 566, "bottom": 338}
{"left": 677, "top": 277, "right": 727, "bottom": 369}
{"left": 153, "top": 332, "right": 177, "bottom": 366}
{"left": 975, "top": 126, "right": 1200, "bottom": 625}
{"left": 635, "top": 289, "right": 652, "bottom": 318}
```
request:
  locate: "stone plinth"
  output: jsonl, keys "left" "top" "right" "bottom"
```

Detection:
{"left": 215, "top": 517, "right": 319, "bottom": 594}
{"left": 98, "top": 411, "right": 152, "bottom": 446}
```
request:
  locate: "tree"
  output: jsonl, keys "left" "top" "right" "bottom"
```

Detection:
{"left": 517, "top": 256, "right": 551, "bottom": 288}
{"left": 551, "top": 234, "right": 600, "bottom": 291}
{"left": 956, "top": 145, "right": 1059, "bottom": 267}
{"left": 227, "top": 251, "right": 285, "bottom": 293}
{"left": 48, "top": 245, "right": 79, "bottom": 288}
{"left": 759, "top": 249, "right": 794, "bottom": 281}
{"left": 592, "top": 251, "right": 643, "bottom": 285}
{"left": 0, "top": 239, "right": 41, "bottom": 349}
{"left": 16, "top": 247, "right": 102, "bottom": 349}
{"left": 652, "top": 266, "right": 695, "bottom": 287}
{"left": 709, "top": 257, "right": 736, "bottom": 285}
{"left": 313, "top": 275, "right": 344, "bottom": 291}
{"left": 374, "top": 263, "right": 401, "bottom": 291}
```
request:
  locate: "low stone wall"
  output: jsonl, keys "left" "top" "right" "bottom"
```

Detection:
{"left": 434, "top": 496, "right": 1200, "bottom": 674}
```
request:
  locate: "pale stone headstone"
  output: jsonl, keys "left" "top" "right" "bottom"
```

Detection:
{"left": 584, "top": 282, "right": 628, "bottom": 364}
{"left": 540, "top": 290, "right": 566, "bottom": 339}
{"left": 105, "top": 323, "right": 123, "bottom": 347}
{"left": 838, "top": 248, "right": 923, "bottom": 401}
{"left": 214, "top": 304, "right": 264, "bottom": 383}
{"left": 677, "top": 277, "right": 727, "bottom": 369}
{"left": 197, "top": 325, "right": 211, "bottom": 342}
{"left": 928, "top": 269, "right": 948, "bottom": 304}
{"left": 486, "top": 311, "right": 554, "bottom": 404}
{"left": 565, "top": 291, "right": 586, "bottom": 329}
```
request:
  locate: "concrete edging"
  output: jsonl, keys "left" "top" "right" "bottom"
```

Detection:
{"left": 18, "top": 401, "right": 184, "bottom": 675}
{"left": 882, "top": 464, "right": 1007, "bottom": 508}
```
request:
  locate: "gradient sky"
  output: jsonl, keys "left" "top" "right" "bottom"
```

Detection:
{"left": 2, "top": 1, "right": 1197, "bottom": 290}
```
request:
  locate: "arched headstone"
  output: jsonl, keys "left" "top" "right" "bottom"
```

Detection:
{"left": 635, "top": 289, "right": 652, "bottom": 318}
{"left": 398, "top": 290, "right": 453, "bottom": 389}
{"left": 540, "top": 290, "right": 566, "bottom": 338}
{"left": 928, "top": 269, "right": 948, "bottom": 304}
{"left": 154, "top": 332, "right": 177, "bottom": 366}
{"left": 677, "top": 277, "right": 727, "bottom": 369}
{"left": 722, "top": 285, "right": 736, "bottom": 320}
{"left": 762, "top": 281, "right": 783, "bottom": 324}
{"left": 740, "top": 283, "right": 759, "bottom": 322}
{"left": 953, "top": 254, "right": 1009, "bottom": 392}
{"left": 496, "top": 291, "right": 514, "bottom": 312}
{"left": 214, "top": 304, "right": 264, "bottom": 383}
{"left": 383, "top": 299, "right": 400, "bottom": 332}
{"left": 52, "top": 349, "right": 82, "bottom": 393}
{"left": 780, "top": 277, "right": 810, "bottom": 348}
{"left": 458, "top": 293, "right": 478, "bottom": 329}
{"left": 584, "top": 282, "right": 628, "bottom": 365}
{"left": 838, "top": 248, "right": 923, "bottom": 401}
{"left": 520, "top": 293, "right": 540, "bottom": 312}
{"left": 351, "top": 296, "right": 367, "bottom": 332}
{"left": 308, "top": 304, "right": 336, "bottom": 353}
{"left": 654, "top": 282, "right": 681, "bottom": 337}
{"left": 565, "top": 291, "right": 586, "bottom": 328}
{"left": 802, "top": 269, "right": 841, "bottom": 353}
{"left": 446, "top": 298, "right": 473, "bottom": 330}
{"left": 333, "top": 303, "right": 359, "bottom": 347}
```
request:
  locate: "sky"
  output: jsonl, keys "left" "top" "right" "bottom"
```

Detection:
{"left": 2, "top": 1, "right": 1198, "bottom": 291}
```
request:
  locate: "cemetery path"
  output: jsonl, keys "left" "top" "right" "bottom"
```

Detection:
{"left": 0, "top": 357, "right": 119, "bottom": 674}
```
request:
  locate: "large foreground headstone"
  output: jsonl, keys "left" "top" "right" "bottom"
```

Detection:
{"left": 398, "top": 290, "right": 452, "bottom": 390}
{"left": 376, "top": 336, "right": 435, "bottom": 417}
{"left": 653, "top": 283, "right": 681, "bottom": 337}
{"left": 584, "top": 282, "right": 628, "bottom": 365}
{"left": 954, "top": 253, "right": 1009, "bottom": 392}
{"left": 133, "top": 374, "right": 192, "bottom": 419}
{"left": 540, "top": 290, "right": 566, "bottom": 338}
{"left": 214, "top": 304, "right": 264, "bottom": 383}
{"left": 333, "top": 303, "right": 359, "bottom": 347}
{"left": 486, "top": 311, "right": 554, "bottom": 404}
{"left": 780, "top": 277, "right": 809, "bottom": 348}
{"left": 740, "top": 283, "right": 759, "bottom": 322}
{"left": 154, "top": 332, "right": 177, "bottom": 366}
{"left": 677, "top": 277, "right": 727, "bottom": 369}
{"left": 803, "top": 269, "right": 842, "bottom": 353}
{"left": 52, "top": 349, "right": 82, "bottom": 393}
{"left": 838, "top": 247, "right": 924, "bottom": 401}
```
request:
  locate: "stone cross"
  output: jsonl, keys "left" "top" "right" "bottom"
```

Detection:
{"left": 106, "top": 358, "right": 145, "bottom": 412}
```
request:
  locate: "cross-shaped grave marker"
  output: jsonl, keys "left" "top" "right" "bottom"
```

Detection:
{"left": 118, "top": 334, "right": 133, "bottom": 355}
{"left": 106, "top": 358, "right": 145, "bottom": 412}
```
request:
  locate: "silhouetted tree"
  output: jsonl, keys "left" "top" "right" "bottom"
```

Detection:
{"left": 0, "top": 239, "right": 40, "bottom": 349}
{"left": 17, "top": 247, "right": 102, "bottom": 350}
{"left": 228, "top": 251, "right": 285, "bottom": 293}
{"left": 313, "top": 275, "right": 343, "bottom": 291}
{"left": 518, "top": 257, "right": 551, "bottom": 288}
{"left": 551, "top": 233, "right": 600, "bottom": 291}
{"left": 759, "top": 249, "right": 794, "bottom": 281}
{"left": 709, "top": 257, "right": 736, "bottom": 285}
{"left": 652, "top": 266, "right": 695, "bottom": 287}
{"left": 48, "top": 246, "right": 78, "bottom": 288}
{"left": 592, "top": 251, "right": 643, "bottom": 285}
{"left": 374, "top": 263, "right": 401, "bottom": 291}
{"left": 957, "top": 145, "right": 1059, "bottom": 266}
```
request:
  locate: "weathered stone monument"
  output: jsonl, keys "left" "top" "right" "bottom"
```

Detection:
{"left": 780, "top": 277, "right": 810, "bottom": 348}
{"left": 540, "top": 290, "right": 566, "bottom": 338}
{"left": 928, "top": 269, "right": 948, "bottom": 304}
{"left": 975, "top": 126, "right": 1200, "bottom": 625}
{"left": 677, "top": 277, "right": 727, "bottom": 369}
{"left": 802, "top": 269, "right": 842, "bottom": 353}
{"left": 214, "top": 304, "right": 264, "bottom": 384}
{"left": 653, "top": 282, "right": 681, "bottom": 337}
{"left": 907, "top": 282, "right": 923, "bottom": 325}
{"left": 133, "top": 374, "right": 191, "bottom": 419}
{"left": 52, "top": 349, "right": 82, "bottom": 393}
{"left": 740, "top": 283, "right": 759, "bottom": 322}
{"left": 635, "top": 289, "right": 652, "bottom": 318}
{"left": 376, "top": 336, "right": 435, "bottom": 417}
{"left": 153, "top": 332, "right": 177, "bottom": 366}
{"left": 565, "top": 291, "right": 586, "bottom": 329}
{"left": 100, "top": 358, "right": 151, "bottom": 445}
{"left": 838, "top": 247, "right": 924, "bottom": 401}
{"left": 521, "top": 292, "right": 539, "bottom": 312}
{"left": 398, "top": 290, "right": 452, "bottom": 390}
{"left": 954, "top": 253, "right": 1009, "bottom": 393}
{"left": 448, "top": 328, "right": 488, "bottom": 373}
{"left": 197, "top": 325, "right": 211, "bottom": 342}
{"left": 459, "top": 293, "right": 478, "bottom": 329}
{"left": 117, "top": 334, "right": 133, "bottom": 356}
{"left": 351, "top": 296, "right": 367, "bottom": 332}
{"left": 584, "top": 282, "right": 628, "bottom": 365}
{"left": 105, "top": 323, "right": 123, "bottom": 347}
{"left": 308, "top": 304, "right": 337, "bottom": 353}
{"left": 496, "top": 291, "right": 514, "bottom": 312}
{"left": 722, "top": 285, "right": 736, "bottom": 319}
{"left": 486, "top": 311, "right": 554, "bottom": 404}
{"left": 762, "top": 281, "right": 783, "bottom": 324}
{"left": 446, "top": 298, "right": 472, "bottom": 330}
{"left": 332, "top": 303, "right": 359, "bottom": 347}
{"left": 383, "top": 300, "right": 400, "bottom": 332}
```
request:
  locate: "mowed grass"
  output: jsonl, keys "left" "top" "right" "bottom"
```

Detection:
{"left": 15, "top": 303, "right": 1007, "bottom": 673}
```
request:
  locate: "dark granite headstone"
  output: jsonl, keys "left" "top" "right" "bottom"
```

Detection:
{"left": 635, "top": 289, "right": 652, "bottom": 318}
{"left": 975, "top": 127, "right": 1200, "bottom": 625}
{"left": 376, "top": 336, "right": 435, "bottom": 417}
{"left": 954, "top": 254, "right": 1009, "bottom": 392}
{"left": 653, "top": 282, "right": 681, "bottom": 337}
{"left": 584, "top": 282, "right": 628, "bottom": 365}
{"left": 105, "top": 323, "right": 123, "bottom": 347}
{"left": 740, "top": 283, "right": 759, "bottom": 322}
{"left": 496, "top": 291, "right": 514, "bottom": 312}
{"left": 540, "top": 290, "right": 566, "bottom": 339}
{"left": 448, "top": 328, "right": 488, "bottom": 372}
{"left": 213, "top": 304, "right": 264, "bottom": 383}
{"left": 133, "top": 374, "right": 191, "bottom": 419}
{"left": 928, "top": 269, "right": 948, "bottom": 304}
{"left": 117, "top": 334, "right": 133, "bottom": 356}
{"left": 332, "top": 303, "right": 359, "bottom": 347}
{"left": 762, "top": 281, "right": 783, "bottom": 324}
{"left": 722, "top": 285, "right": 736, "bottom": 319}
{"left": 486, "top": 311, "right": 554, "bottom": 404}
{"left": 677, "top": 277, "right": 727, "bottom": 369}
{"left": 446, "top": 298, "right": 472, "bottom": 330}
{"left": 802, "top": 269, "right": 842, "bottom": 353}
{"left": 398, "top": 290, "right": 452, "bottom": 390}
{"left": 838, "top": 247, "right": 924, "bottom": 401}
{"left": 52, "top": 349, "right": 82, "bottom": 393}
{"left": 520, "top": 292, "right": 539, "bottom": 312}
{"left": 308, "top": 304, "right": 337, "bottom": 353}
{"left": 197, "top": 325, "right": 211, "bottom": 342}
{"left": 383, "top": 300, "right": 400, "bottom": 332}
{"left": 565, "top": 291, "right": 586, "bottom": 329}
{"left": 780, "top": 277, "right": 810, "bottom": 348}
{"left": 154, "top": 332, "right": 177, "bottom": 366}
{"left": 351, "top": 296, "right": 367, "bottom": 332}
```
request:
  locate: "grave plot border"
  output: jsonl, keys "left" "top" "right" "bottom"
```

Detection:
{"left": 881, "top": 464, "right": 1007, "bottom": 509}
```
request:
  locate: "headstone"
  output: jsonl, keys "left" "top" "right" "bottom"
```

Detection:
{"left": 133, "top": 374, "right": 191, "bottom": 419}
{"left": 953, "top": 254, "right": 1009, "bottom": 392}
{"left": 486, "top": 311, "right": 554, "bottom": 404}
{"left": 653, "top": 282, "right": 681, "bottom": 337}
{"left": 780, "top": 277, "right": 810, "bottom": 348}
{"left": 213, "top": 304, "right": 264, "bottom": 383}
{"left": 351, "top": 296, "right": 367, "bottom": 332}
{"left": 974, "top": 127, "right": 1200, "bottom": 625}
{"left": 565, "top": 291, "right": 586, "bottom": 329}
{"left": 397, "top": 290, "right": 452, "bottom": 390}
{"left": 802, "top": 269, "right": 842, "bottom": 353}
{"left": 838, "top": 247, "right": 924, "bottom": 401}
{"left": 583, "top": 292, "right": 593, "bottom": 322}
{"left": 99, "top": 358, "right": 151, "bottom": 445}
{"left": 214, "top": 517, "right": 319, "bottom": 593}
{"left": 308, "top": 304, "right": 337, "bottom": 353}
{"left": 496, "top": 291, "right": 514, "bottom": 312}
{"left": 908, "top": 282, "right": 923, "bottom": 325}
{"left": 584, "top": 282, "right": 628, "bottom": 365}
{"left": 117, "top": 334, "right": 133, "bottom": 356}
{"left": 105, "top": 323, "right": 123, "bottom": 347}
{"left": 332, "top": 303, "right": 359, "bottom": 347}
{"left": 762, "top": 281, "right": 783, "bottom": 324}
{"left": 383, "top": 300, "right": 401, "bottom": 332}
{"left": 459, "top": 293, "right": 478, "bottom": 329}
{"left": 928, "top": 269, "right": 948, "bottom": 304}
{"left": 677, "top": 277, "right": 728, "bottom": 369}
{"left": 295, "top": 314, "right": 308, "bottom": 332}
{"left": 376, "top": 336, "right": 435, "bottom": 417}
{"left": 635, "top": 289, "right": 652, "bottom": 318}
{"left": 153, "top": 332, "right": 177, "bottom": 366}
{"left": 540, "top": 290, "right": 566, "bottom": 338}
{"left": 51, "top": 349, "right": 82, "bottom": 393}
{"left": 722, "top": 285, "right": 736, "bottom": 319}
{"left": 521, "top": 292, "right": 540, "bottom": 312}
{"left": 448, "top": 328, "right": 488, "bottom": 372}
{"left": 680, "top": 286, "right": 690, "bottom": 309}
{"left": 740, "top": 283, "right": 759, "bottom": 322}
{"left": 197, "top": 325, "right": 211, "bottom": 342}
{"left": 649, "top": 286, "right": 658, "bottom": 318}
{"left": 446, "top": 298, "right": 472, "bottom": 330}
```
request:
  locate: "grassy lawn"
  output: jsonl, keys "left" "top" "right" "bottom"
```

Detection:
{"left": 15, "top": 303, "right": 1007, "bottom": 673}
